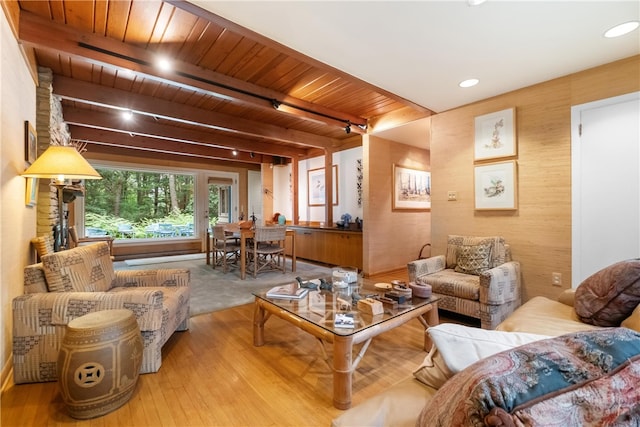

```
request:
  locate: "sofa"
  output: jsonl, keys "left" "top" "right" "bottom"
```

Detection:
{"left": 12, "top": 242, "right": 190, "bottom": 384}
{"left": 333, "top": 258, "right": 640, "bottom": 427}
{"left": 407, "top": 235, "right": 521, "bottom": 329}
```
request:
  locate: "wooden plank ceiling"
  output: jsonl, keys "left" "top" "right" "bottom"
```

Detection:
{"left": 14, "top": 0, "right": 432, "bottom": 166}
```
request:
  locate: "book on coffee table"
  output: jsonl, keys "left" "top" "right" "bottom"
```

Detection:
{"left": 266, "top": 284, "right": 309, "bottom": 300}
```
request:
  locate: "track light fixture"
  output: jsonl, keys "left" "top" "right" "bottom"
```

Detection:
{"left": 78, "top": 42, "right": 368, "bottom": 134}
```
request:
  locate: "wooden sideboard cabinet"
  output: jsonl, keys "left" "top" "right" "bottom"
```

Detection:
{"left": 288, "top": 226, "right": 363, "bottom": 270}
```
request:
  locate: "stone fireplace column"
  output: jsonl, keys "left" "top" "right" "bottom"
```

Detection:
{"left": 34, "top": 67, "right": 72, "bottom": 238}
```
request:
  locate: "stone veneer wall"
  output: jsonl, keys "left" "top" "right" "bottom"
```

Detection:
{"left": 35, "top": 67, "right": 71, "bottom": 237}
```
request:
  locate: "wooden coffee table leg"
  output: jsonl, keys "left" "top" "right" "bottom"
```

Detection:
{"left": 420, "top": 302, "right": 439, "bottom": 351}
{"left": 333, "top": 335, "right": 353, "bottom": 410}
{"left": 253, "top": 301, "right": 266, "bottom": 347}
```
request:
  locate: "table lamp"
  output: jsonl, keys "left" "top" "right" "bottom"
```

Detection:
{"left": 22, "top": 145, "right": 102, "bottom": 250}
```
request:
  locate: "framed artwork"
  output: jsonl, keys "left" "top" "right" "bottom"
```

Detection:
{"left": 474, "top": 108, "right": 516, "bottom": 161}
{"left": 474, "top": 160, "right": 518, "bottom": 210}
{"left": 25, "top": 177, "right": 38, "bottom": 207}
{"left": 392, "top": 164, "right": 431, "bottom": 211}
{"left": 308, "top": 165, "right": 338, "bottom": 206}
{"left": 24, "top": 120, "right": 37, "bottom": 164}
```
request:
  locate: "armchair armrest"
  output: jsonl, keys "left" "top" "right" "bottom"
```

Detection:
{"left": 479, "top": 261, "right": 521, "bottom": 305}
{"left": 12, "top": 289, "right": 164, "bottom": 332}
{"left": 114, "top": 268, "right": 190, "bottom": 288}
{"left": 407, "top": 255, "right": 446, "bottom": 282}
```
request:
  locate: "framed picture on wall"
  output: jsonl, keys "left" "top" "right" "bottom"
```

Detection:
{"left": 24, "top": 120, "right": 37, "bottom": 164}
{"left": 474, "top": 108, "right": 516, "bottom": 161}
{"left": 25, "top": 177, "right": 38, "bottom": 207}
{"left": 474, "top": 160, "right": 518, "bottom": 210}
{"left": 308, "top": 165, "right": 338, "bottom": 206}
{"left": 392, "top": 164, "right": 431, "bottom": 210}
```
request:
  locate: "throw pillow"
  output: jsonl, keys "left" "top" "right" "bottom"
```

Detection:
{"left": 416, "top": 328, "right": 640, "bottom": 427}
{"left": 446, "top": 235, "right": 506, "bottom": 269}
{"left": 454, "top": 243, "right": 493, "bottom": 275}
{"left": 574, "top": 258, "right": 640, "bottom": 327}
{"left": 622, "top": 305, "right": 640, "bottom": 332}
{"left": 42, "top": 242, "right": 115, "bottom": 292}
{"left": 427, "top": 323, "right": 550, "bottom": 373}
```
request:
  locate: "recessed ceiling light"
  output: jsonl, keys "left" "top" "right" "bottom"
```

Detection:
{"left": 604, "top": 21, "right": 640, "bottom": 38}
{"left": 156, "top": 57, "right": 172, "bottom": 71}
{"left": 459, "top": 78, "right": 479, "bottom": 88}
{"left": 122, "top": 110, "right": 133, "bottom": 120}
{"left": 467, "top": 0, "right": 487, "bottom": 6}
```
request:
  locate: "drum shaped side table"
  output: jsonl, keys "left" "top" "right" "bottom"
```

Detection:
{"left": 57, "top": 309, "right": 143, "bottom": 419}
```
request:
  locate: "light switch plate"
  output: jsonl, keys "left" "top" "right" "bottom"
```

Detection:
{"left": 447, "top": 191, "right": 457, "bottom": 201}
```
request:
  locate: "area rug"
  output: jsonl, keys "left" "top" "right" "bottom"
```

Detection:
{"left": 113, "top": 257, "right": 333, "bottom": 317}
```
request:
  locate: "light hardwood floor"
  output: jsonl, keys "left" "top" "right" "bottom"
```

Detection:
{"left": 1, "top": 269, "right": 473, "bottom": 426}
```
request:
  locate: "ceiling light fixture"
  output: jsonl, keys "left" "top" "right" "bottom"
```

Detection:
{"left": 459, "top": 78, "right": 479, "bottom": 88}
{"left": 467, "top": 0, "right": 487, "bottom": 6}
{"left": 156, "top": 56, "right": 172, "bottom": 71}
{"left": 77, "top": 42, "right": 366, "bottom": 133}
{"left": 232, "top": 149, "right": 238, "bottom": 156}
{"left": 604, "top": 21, "right": 640, "bottom": 38}
{"left": 122, "top": 110, "right": 133, "bottom": 120}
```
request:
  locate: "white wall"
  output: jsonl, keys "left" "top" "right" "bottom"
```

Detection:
{"left": 297, "top": 147, "right": 364, "bottom": 223}
{"left": 272, "top": 164, "right": 292, "bottom": 221}
{"left": 0, "top": 9, "right": 38, "bottom": 385}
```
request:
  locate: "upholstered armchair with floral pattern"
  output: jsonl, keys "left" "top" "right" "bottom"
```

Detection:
{"left": 407, "top": 235, "right": 521, "bottom": 329}
{"left": 12, "top": 242, "right": 190, "bottom": 384}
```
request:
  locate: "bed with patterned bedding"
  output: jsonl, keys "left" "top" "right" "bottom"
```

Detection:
{"left": 417, "top": 328, "right": 640, "bottom": 426}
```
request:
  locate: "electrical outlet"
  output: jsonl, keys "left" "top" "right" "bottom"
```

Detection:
{"left": 552, "top": 272, "right": 562, "bottom": 286}
{"left": 447, "top": 191, "right": 457, "bottom": 201}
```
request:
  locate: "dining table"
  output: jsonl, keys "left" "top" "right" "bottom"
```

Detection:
{"left": 207, "top": 224, "right": 296, "bottom": 279}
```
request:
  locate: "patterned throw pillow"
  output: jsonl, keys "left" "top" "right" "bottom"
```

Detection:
{"left": 445, "top": 235, "right": 506, "bottom": 269}
{"left": 454, "top": 243, "right": 492, "bottom": 275}
{"left": 42, "top": 242, "right": 115, "bottom": 292}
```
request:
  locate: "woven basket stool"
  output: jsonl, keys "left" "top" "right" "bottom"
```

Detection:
{"left": 57, "top": 309, "right": 143, "bottom": 419}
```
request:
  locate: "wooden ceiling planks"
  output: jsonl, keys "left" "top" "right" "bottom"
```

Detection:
{"left": 16, "top": 0, "right": 431, "bottom": 164}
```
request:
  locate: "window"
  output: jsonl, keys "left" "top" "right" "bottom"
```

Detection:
{"left": 83, "top": 167, "right": 197, "bottom": 240}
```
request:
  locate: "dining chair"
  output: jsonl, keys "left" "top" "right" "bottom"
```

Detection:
{"left": 248, "top": 225, "right": 287, "bottom": 278}
{"left": 212, "top": 225, "right": 240, "bottom": 273}
{"left": 68, "top": 226, "right": 115, "bottom": 256}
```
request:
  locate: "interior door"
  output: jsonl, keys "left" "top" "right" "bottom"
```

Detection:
{"left": 571, "top": 92, "right": 640, "bottom": 286}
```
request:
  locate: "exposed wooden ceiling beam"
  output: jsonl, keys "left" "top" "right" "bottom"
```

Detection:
{"left": 170, "top": 0, "right": 431, "bottom": 115}
{"left": 19, "top": 10, "right": 367, "bottom": 133}
{"left": 53, "top": 75, "right": 335, "bottom": 149}
{"left": 63, "top": 107, "right": 309, "bottom": 158}
{"left": 70, "top": 125, "right": 279, "bottom": 164}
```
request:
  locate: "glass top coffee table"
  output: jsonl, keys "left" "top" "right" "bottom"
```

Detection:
{"left": 252, "top": 278, "right": 440, "bottom": 409}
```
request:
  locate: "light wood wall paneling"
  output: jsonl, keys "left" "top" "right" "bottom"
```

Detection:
{"left": 430, "top": 55, "right": 640, "bottom": 302}
{"left": 364, "top": 134, "right": 431, "bottom": 276}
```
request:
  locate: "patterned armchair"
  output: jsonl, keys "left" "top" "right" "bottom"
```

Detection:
{"left": 407, "top": 235, "right": 521, "bottom": 329}
{"left": 12, "top": 242, "right": 190, "bottom": 384}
